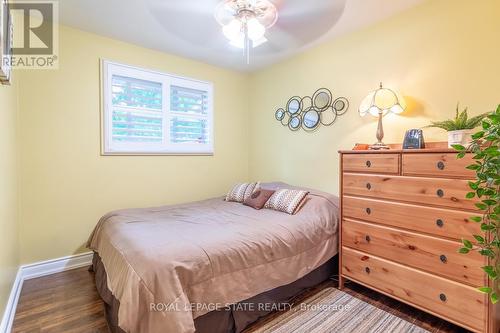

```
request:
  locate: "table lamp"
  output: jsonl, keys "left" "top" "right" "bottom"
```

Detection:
{"left": 359, "top": 83, "right": 406, "bottom": 150}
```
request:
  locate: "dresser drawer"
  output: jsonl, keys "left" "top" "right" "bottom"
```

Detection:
{"left": 343, "top": 153, "right": 399, "bottom": 174}
{"left": 342, "top": 219, "right": 485, "bottom": 286}
{"left": 403, "top": 153, "right": 475, "bottom": 178}
{"left": 343, "top": 196, "right": 481, "bottom": 240}
{"left": 343, "top": 173, "right": 477, "bottom": 210}
{"left": 342, "top": 247, "right": 486, "bottom": 332}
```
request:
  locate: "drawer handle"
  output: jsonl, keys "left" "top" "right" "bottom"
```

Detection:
{"left": 366, "top": 183, "right": 372, "bottom": 190}
{"left": 436, "top": 219, "right": 444, "bottom": 228}
{"left": 366, "top": 208, "right": 371, "bottom": 215}
{"left": 440, "top": 255, "right": 447, "bottom": 263}
{"left": 439, "top": 293, "right": 447, "bottom": 302}
{"left": 437, "top": 161, "right": 445, "bottom": 170}
{"left": 366, "top": 160, "right": 372, "bottom": 167}
{"left": 437, "top": 189, "right": 444, "bottom": 197}
{"left": 365, "top": 267, "right": 371, "bottom": 274}
{"left": 365, "top": 235, "right": 371, "bottom": 243}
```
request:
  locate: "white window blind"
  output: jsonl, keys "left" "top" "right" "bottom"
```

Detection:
{"left": 112, "top": 75, "right": 163, "bottom": 144}
{"left": 170, "top": 86, "right": 210, "bottom": 144}
{"left": 102, "top": 60, "right": 213, "bottom": 155}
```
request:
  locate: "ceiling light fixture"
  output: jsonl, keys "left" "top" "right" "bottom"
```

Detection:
{"left": 215, "top": 0, "right": 278, "bottom": 64}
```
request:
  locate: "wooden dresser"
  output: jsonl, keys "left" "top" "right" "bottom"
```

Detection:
{"left": 338, "top": 145, "right": 499, "bottom": 333}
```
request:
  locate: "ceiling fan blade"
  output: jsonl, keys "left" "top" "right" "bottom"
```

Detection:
{"left": 146, "top": 0, "right": 219, "bottom": 17}
{"left": 253, "top": 0, "right": 279, "bottom": 28}
{"left": 270, "top": 0, "right": 285, "bottom": 9}
{"left": 266, "top": 0, "right": 345, "bottom": 46}
{"left": 214, "top": 1, "right": 237, "bottom": 26}
{"left": 262, "top": 25, "right": 302, "bottom": 52}
{"left": 259, "top": 0, "right": 345, "bottom": 54}
{"left": 146, "top": 0, "right": 233, "bottom": 49}
{"left": 278, "top": 0, "right": 346, "bottom": 21}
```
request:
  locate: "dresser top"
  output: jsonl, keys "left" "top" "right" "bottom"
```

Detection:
{"left": 339, "top": 148, "right": 458, "bottom": 154}
{"left": 339, "top": 142, "right": 459, "bottom": 154}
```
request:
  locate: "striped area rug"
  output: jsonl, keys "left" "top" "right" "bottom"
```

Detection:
{"left": 250, "top": 287, "right": 430, "bottom": 333}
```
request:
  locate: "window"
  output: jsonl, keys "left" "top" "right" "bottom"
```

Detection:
{"left": 102, "top": 60, "right": 213, "bottom": 155}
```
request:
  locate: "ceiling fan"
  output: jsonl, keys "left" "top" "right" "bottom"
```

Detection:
{"left": 145, "top": 0, "right": 347, "bottom": 67}
{"left": 214, "top": 0, "right": 279, "bottom": 64}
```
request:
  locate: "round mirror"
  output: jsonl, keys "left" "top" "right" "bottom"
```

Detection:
{"left": 287, "top": 97, "right": 302, "bottom": 115}
{"left": 333, "top": 97, "right": 349, "bottom": 115}
{"left": 288, "top": 116, "right": 301, "bottom": 131}
{"left": 275, "top": 108, "right": 285, "bottom": 121}
{"left": 303, "top": 109, "right": 320, "bottom": 130}
{"left": 312, "top": 89, "right": 332, "bottom": 111}
{"left": 320, "top": 107, "right": 338, "bottom": 126}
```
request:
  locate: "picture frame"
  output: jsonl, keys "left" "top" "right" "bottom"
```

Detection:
{"left": 0, "top": 0, "right": 12, "bottom": 85}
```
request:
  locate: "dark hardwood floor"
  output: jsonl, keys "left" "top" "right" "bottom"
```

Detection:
{"left": 12, "top": 267, "right": 469, "bottom": 333}
{"left": 12, "top": 267, "right": 108, "bottom": 333}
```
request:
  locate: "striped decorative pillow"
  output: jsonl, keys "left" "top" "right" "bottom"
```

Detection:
{"left": 264, "top": 189, "right": 309, "bottom": 215}
{"left": 225, "top": 182, "right": 259, "bottom": 203}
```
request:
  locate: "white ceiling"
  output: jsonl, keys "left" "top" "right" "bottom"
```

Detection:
{"left": 59, "top": 0, "right": 424, "bottom": 72}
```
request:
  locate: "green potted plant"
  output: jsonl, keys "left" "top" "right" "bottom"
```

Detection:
{"left": 453, "top": 104, "right": 499, "bottom": 304}
{"left": 426, "top": 104, "right": 488, "bottom": 147}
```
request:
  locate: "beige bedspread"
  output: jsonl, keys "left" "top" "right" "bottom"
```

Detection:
{"left": 87, "top": 183, "right": 339, "bottom": 333}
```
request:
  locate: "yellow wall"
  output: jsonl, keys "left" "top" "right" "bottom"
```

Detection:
{"left": 248, "top": 0, "right": 500, "bottom": 194}
{"left": 0, "top": 78, "right": 19, "bottom": 314}
{"left": 12, "top": 0, "right": 500, "bottom": 265}
{"left": 17, "top": 26, "right": 250, "bottom": 264}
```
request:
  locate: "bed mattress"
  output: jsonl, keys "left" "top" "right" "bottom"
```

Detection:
{"left": 87, "top": 183, "right": 339, "bottom": 333}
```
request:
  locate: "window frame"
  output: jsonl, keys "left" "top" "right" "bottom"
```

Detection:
{"left": 101, "top": 59, "right": 214, "bottom": 156}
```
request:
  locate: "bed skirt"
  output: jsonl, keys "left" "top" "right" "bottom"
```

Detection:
{"left": 91, "top": 252, "right": 338, "bottom": 333}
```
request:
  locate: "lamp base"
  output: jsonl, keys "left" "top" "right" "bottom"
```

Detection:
{"left": 369, "top": 142, "right": 390, "bottom": 150}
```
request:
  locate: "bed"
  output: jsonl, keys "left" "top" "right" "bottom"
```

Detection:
{"left": 87, "top": 182, "right": 339, "bottom": 333}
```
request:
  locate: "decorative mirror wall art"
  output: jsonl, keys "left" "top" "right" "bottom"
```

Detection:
{"left": 275, "top": 88, "right": 349, "bottom": 132}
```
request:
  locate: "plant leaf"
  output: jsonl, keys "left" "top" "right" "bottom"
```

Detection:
{"left": 467, "top": 112, "right": 489, "bottom": 129}
{"left": 479, "top": 249, "right": 495, "bottom": 258}
{"left": 480, "top": 223, "right": 495, "bottom": 231}
{"left": 468, "top": 181, "right": 479, "bottom": 190}
{"left": 484, "top": 146, "right": 500, "bottom": 157}
{"left": 424, "top": 120, "right": 459, "bottom": 131}
{"left": 458, "top": 247, "right": 470, "bottom": 254}
{"left": 482, "top": 266, "right": 497, "bottom": 279}
{"left": 472, "top": 131, "right": 485, "bottom": 139}
{"left": 462, "top": 239, "right": 473, "bottom": 249}
{"left": 491, "top": 293, "right": 498, "bottom": 304}
{"left": 473, "top": 234, "right": 485, "bottom": 243}
{"left": 478, "top": 286, "right": 492, "bottom": 293}
{"left": 466, "top": 164, "right": 481, "bottom": 170}
{"left": 482, "top": 199, "right": 497, "bottom": 206}
{"left": 476, "top": 203, "right": 488, "bottom": 210}
{"left": 452, "top": 144, "right": 466, "bottom": 151}
{"left": 466, "top": 192, "right": 476, "bottom": 199}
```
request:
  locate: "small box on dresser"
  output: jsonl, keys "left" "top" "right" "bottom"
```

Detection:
{"left": 338, "top": 144, "right": 499, "bottom": 333}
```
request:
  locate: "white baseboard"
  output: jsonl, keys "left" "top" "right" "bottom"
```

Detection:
{"left": 21, "top": 252, "right": 93, "bottom": 280}
{"left": 0, "top": 252, "right": 93, "bottom": 333}
{"left": 0, "top": 269, "right": 22, "bottom": 333}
